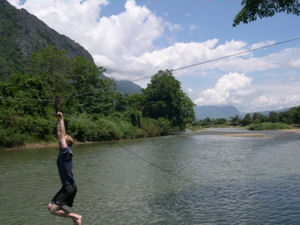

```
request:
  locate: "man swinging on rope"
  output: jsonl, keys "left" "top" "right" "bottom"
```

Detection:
{"left": 48, "top": 111, "right": 82, "bottom": 225}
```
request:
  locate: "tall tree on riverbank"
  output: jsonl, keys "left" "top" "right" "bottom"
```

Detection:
{"left": 142, "top": 70, "right": 195, "bottom": 129}
{"left": 233, "top": 0, "right": 300, "bottom": 26}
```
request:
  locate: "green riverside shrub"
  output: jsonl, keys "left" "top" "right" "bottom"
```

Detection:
{"left": 0, "top": 127, "right": 25, "bottom": 147}
{"left": 248, "top": 122, "right": 291, "bottom": 130}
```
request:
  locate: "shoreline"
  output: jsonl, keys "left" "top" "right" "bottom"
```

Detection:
{"left": 279, "top": 128, "right": 300, "bottom": 134}
{"left": 2, "top": 128, "right": 300, "bottom": 151}
{"left": 1, "top": 140, "right": 97, "bottom": 151}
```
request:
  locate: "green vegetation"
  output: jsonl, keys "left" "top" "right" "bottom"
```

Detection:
{"left": 0, "top": 1, "right": 26, "bottom": 79}
{"left": 233, "top": 0, "right": 300, "bottom": 26}
{"left": 193, "top": 117, "right": 228, "bottom": 128}
{"left": 0, "top": 46, "right": 195, "bottom": 148}
{"left": 248, "top": 122, "right": 291, "bottom": 130}
{"left": 142, "top": 70, "right": 195, "bottom": 130}
{"left": 192, "top": 106, "right": 300, "bottom": 131}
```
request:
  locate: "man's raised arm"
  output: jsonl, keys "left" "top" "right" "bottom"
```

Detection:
{"left": 57, "top": 112, "right": 67, "bottom": 149}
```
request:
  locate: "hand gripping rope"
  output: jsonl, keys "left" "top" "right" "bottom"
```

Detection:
{"left": 55, "top": 96, "right": 60, "bottom": 113}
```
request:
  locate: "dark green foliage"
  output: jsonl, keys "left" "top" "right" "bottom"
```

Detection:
{"left": 231, "top": 115, "right": 241, "bottom": 126}
{"left": 233, "top": 0, "right": 300, "bottom": 26}
{"left": 0, "top": 0, "right": 94, "bottom": 80}
{"left": 0, "top": 127, "right": 25, "bottom": 148}
{"left": 0, "top": 1, "right": 26, "bottom": 79}
{"left": 0, "top": 47, "right": 195, "bottom": 147}
{"left": 248, "top": 122, "right": 291, "bottom": 130}
{"left": 193, "top": 117, "right": 228, "bottom": 128}
{"left": 193, "top": 106, "right": 300, "bottom": 130}
{"left": 142, "top": 70, "right": 195, "bottom": 130}
{"left": 252, "top": 112, "right": 267, "bottom": 123}
{"left": 241, "top": 113, "right": 252, "bottom": 126}
{"left": 278, "top": 106, "right": 300, "bottom": 124}
{"left": 268, "top": 111, "right": 279, "bottom": 123}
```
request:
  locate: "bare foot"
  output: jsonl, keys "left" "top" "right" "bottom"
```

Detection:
{"left": 73, "top": 215, "right": 82, "bottom": 225}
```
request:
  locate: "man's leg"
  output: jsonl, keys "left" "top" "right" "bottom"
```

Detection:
{"left": 48, "top": 203, "right": 82, "bottom": 225}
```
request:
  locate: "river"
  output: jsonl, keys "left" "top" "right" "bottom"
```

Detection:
{"left": 0, "top": 128, "right": 300, "bottom": 224}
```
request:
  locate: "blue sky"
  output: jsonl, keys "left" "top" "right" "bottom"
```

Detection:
{"left": 8, "top": 0, "right": 300, "bottom": 112}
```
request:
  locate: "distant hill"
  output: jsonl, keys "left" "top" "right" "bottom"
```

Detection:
{"left": 114, "top": 80, "right": 141, "bottom": 94}
{"left": 194, "top": 105, "right": 240, "bottom": 120}
{"left": 0, "top": 0, "right": 142, "bottom": 95}
{"left": 0, "top": 0, "right": 93, "bottom": 79}
{"left": 239, "top": 107, "right": 290, "bottom": 118}
{"left": 195, "top": 105, "right": 293, "bottom": 121}
{"left": 100, "top": 74, "right": 142, "bottom": 94}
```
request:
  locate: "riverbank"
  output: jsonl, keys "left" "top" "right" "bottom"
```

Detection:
{"left": 0, "top": 140, "right": 96, "bottom": 151}
{"left": 188, "top": 127, "right": 300, "bottom": 138}
{"left": 3, "top": 128, "right": 300, "bottom": 151}
{"left": 279, "top": 128, "right": 300, "bottom": 134}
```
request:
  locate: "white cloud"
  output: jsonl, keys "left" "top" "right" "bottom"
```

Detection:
{"left": 8, "top": 0, "right": 165, "bottom": 80}
{"left": 8, "top": 0, "right": 300, "bottom": 81}
{"left": 194, "top": 72, "right": 253, "bottom": 106}
{"left": 248, "top": 83, "right": 300, "bottom": 112}
{"left": 187, "top": 88, "right": 193, "bottom": 93}
{"left": 250, "top": 40, "right": 275, "bottom": 50}
{"left": 194, "top": 73, "right": 300, "bottom": 112}
{"left": 219, "top": 48, "right": 300, "bottom": 73}
{"left": 189, "top": 24, "right": 197, "bottom": 31}
{"left": 7, "top": 0, "right": 300, "bottom": 111}
{"left": 165, "top": 22, "right": 182, "bottom": 32}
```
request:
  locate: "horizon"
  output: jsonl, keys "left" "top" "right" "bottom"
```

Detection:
{"left": 194, "top": 104, "right": 293, "bottom": 114}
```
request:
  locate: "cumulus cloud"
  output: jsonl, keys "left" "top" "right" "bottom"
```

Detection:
{"left": 8, "top": 0, "right": 165, "bottom": 79}
{"left": 8, "top": 0, "right": 300, "bottom": 80}
{"left": 218, "top": 48, "right": 300, "bottom": 73}
{"left": 250, "top": 40, "right": 275, "bottom": 50}
{"left": 7, "top": 0, "right": 300, "bottom": 111}
{"left": 248, "top": 84, "right": 300, "bottom": 112}
{"left": 194, "top": 73, "right": 300, "bottom": 112}
{"left": 194, "top": 72, "right": 253, "bottom": 106}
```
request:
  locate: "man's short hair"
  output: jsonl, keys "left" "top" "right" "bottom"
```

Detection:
{"left": 65, "top": 135, "right": 74, "bottom": 147}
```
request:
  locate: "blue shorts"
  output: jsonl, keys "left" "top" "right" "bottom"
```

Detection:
{"left": 51, "top": 183, "right": 77, "bottom": 207}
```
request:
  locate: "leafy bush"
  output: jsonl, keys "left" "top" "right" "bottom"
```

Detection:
{"left": 248, "top": 122, "right": 291, "bottom": 130}
{"left": 67, "top": 114, "right": 146, "bottom": 142}
{"left": 0, "top": 47, "right": 195, "bottom": 147}
{"left": 0, "top": 127, "right": 25, "bottom": 147}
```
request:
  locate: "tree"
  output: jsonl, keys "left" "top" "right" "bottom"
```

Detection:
{"left": 202, "top": 117, "right": 212, "bottom": 126}
{"left": 241, "top": 113, "right": 252, "bottom": 126}
{"left": 233, "top": 0, "right": 300, "bottom": 26}
{"left": 142, "top": 70, "right": 195, "bottom": 129}
{"left": 268, "top": 111, "right": 279, "bottom": 122}
{"left": 252, "top": 112, "right": 267, "bottom": 123}
{"left": 215, "top": 118, "right": 227, "bottom": 125}
{"left": 28, "top": 46, "right": 72, "bottom": 98}
{"left": 231, "top": 115, "right": 241, "bottom": 126}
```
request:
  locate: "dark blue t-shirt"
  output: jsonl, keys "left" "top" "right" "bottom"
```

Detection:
{"left": 57, "top": 146, "right": 75, "bottom": 186}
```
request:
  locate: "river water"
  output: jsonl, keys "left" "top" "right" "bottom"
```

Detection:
{"left": 0, "top": 129, "right": 300, "bottom": 225}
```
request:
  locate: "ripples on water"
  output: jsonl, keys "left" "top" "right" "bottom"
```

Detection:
{"left": 0, "top": 129, "right": 300, "bottom": 224}
{"left": 150, "top": 176, "right": 300, "bottom": 224}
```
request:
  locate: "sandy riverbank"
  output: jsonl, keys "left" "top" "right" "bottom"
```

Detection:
{"left": 1, "top": 141, "right": 95, "bottom": 151}
{"left": 3, "top": 128, "right": 300, "bottom": 151}
{"left": 190, "top": 127, "right": 300, "bottom": 138}
{"left": 279, "top": 129, "right": 300, "bottom": 134}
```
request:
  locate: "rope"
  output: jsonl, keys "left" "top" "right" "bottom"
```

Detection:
{"left": 131, "top": 36, "right": 300, "bottom": 81}
{"left": 0, "top": 96, "right": 53, "bottom": 102}
{"left": 117, "top": 143, "right": 199, "bottom": 185}
{"left": 171, "top": 36, "right": 300, "bottom": 72}
{"left": 1, "top": 36, "right": 299, "bottom": 102}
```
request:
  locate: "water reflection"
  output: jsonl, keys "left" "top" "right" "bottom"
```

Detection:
{"left": 0, "top": 129, "right": 300, "bottom": 224}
